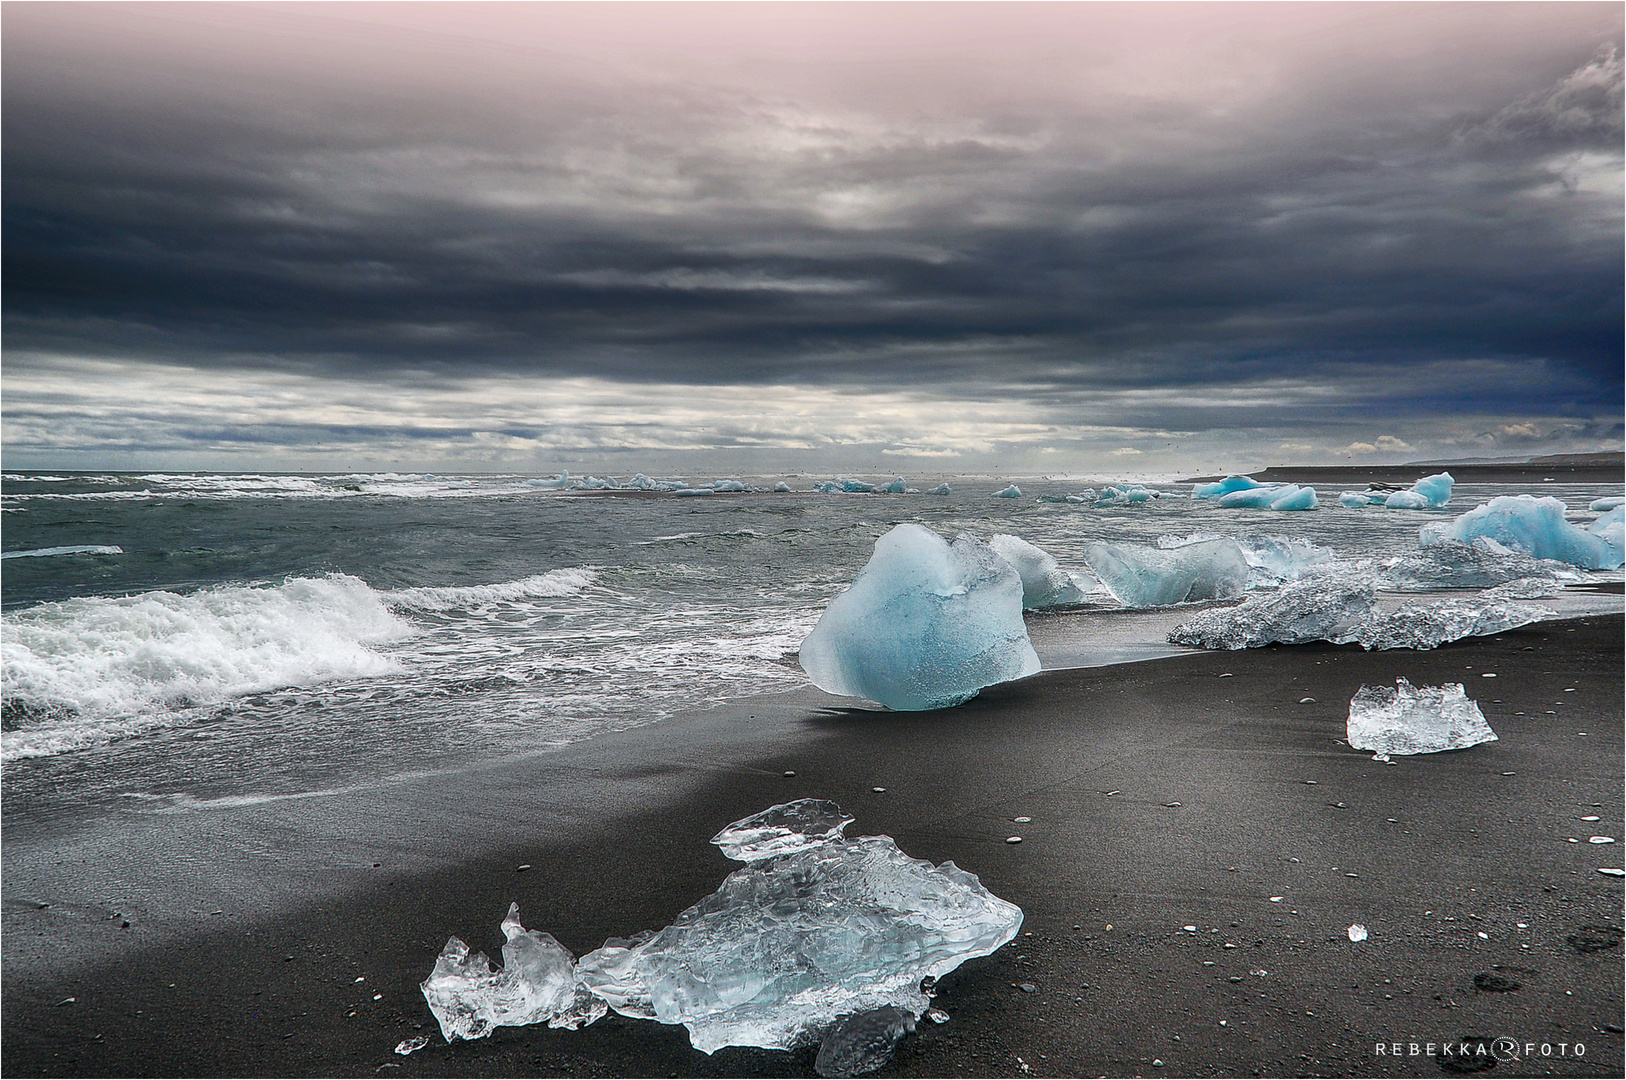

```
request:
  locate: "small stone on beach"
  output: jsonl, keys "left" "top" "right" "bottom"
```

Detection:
{"left": 783, "top": 771, "right": 796, "bottom": 777}
{"left": 1006, "top": 836, "right": 1023, "bottom": 844}
{"left": 1013, "top": 816, "right": 1032, "bottom": 823}
{"left": 1590, "top": 836, "right": 1617, "bottom": 844}
{"left": 871, "top": 787, "right": 886, "bottom": 793}
{"left": 516, "top": 864, "right": 531, "bottom": 871}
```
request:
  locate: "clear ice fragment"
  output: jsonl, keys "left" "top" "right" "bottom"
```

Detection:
{"left": 711, "top": 799, "right": 856, "bottom": 862}
{"left": 394, "top": 1035, "right": 431, "bottom": 1055}
{"left": 1344, "top": 594, "right": 1556, "bottom": 650}
{"left": 988, "top": 534, "right": 1086, "bottom": 608}
{"left": 1086, "top": 539, "right": 1251, "bottom": 608}
{"left": 1345, "top": 678, "right": 1497, "bottom": 756}
{"left": 1268, "top": 485, "right": 1318, "bottom": 511}
{"left": 774, "top": 481, "right": 793, "bottom": 493}
{"left": 419, "top": 903, "right": 606, "bottom": 1042}
{"left": 1378, "top": 538, "right": 1580, "bottom": 590}
{"left": 798, "top": 524, "right": 1040, "bottom": 710}
{"left": 1167, "top": 577, "right": 1376, "bottom": 650}
{"left": 815, "top": 1006, "right": 918, "bottom": 1077}
{"left": 1347, "top": 924, "right": 1368, "bottom": 942}
{"left": 575, "top": 802, "right": 1023, "bottom": 1054}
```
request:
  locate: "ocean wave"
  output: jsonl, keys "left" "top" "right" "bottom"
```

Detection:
{"left": 384, "top": 568, "right": 598, "bottom": 611}
{"left": 3, "top": 545, "right": 125, "bottom": 560}
{"left": 1, "top": 574, "right": 413, "bottom": 761}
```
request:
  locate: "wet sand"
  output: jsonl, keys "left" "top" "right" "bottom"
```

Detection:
{"left": 4, "top": 616, "right": 1622, "bottom": 1078}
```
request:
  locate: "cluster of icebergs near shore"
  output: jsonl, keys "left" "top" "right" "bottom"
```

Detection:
{"left": 420, "top": 799, "right": 1022, "bottom": 1073}
{"left": 795, "top": 494, "right": 1622, "bottom": 711}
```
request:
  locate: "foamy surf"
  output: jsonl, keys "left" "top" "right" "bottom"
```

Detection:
{"left": 385, "top": 568, "right": 597, "bottom": 611}
{"left": 3, "top": 545, "right": 125, "bottom": 559}
{"left": 1, "top": 574, "right": 413, "bottom": 761}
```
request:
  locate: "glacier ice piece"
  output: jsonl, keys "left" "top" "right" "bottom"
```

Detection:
{"left": 1085, "top": 539, "right": 1250, "bottom": 608}
{"left": 420, "top": 903, "right": 607, "bottom": 1042}
{"left": 774, "top": 481, "right": 793, "bottom": 493}
{"left": 926, "top": 483, "right": 952, "bottom": 495}
{"left": 815, "top": 1007, "right": 918, "bottom": 1077}
{"left": 798, "top": 525, "right": 1040, "bottom": 710}
{"left": 1344, "top": 593, "right": 1555, "bottom": 651}
{"left": 1589, "top": 505, "right": 1624, "bottom": 558}
{"left": 1065, "top": 490, "right": 1094, "bottom": 503}
{"left": 1216, "top": 486, "right": 1279, "bottom": 509}
{"left": 1407, "top": 472, "right": 1454, "bottom": 507}
{"left": 395, "top": 1035, "right": 431, "bottom": 1056}
{"left": 711, "top": 799, "right": 856, "bottom": 862}
{"left": 988, "top": 534, "right": 1086, "bottom": 608}
{"left": 1096, "top": 483, "right": 1158, "bottom": 505}
{"left": 1346, "top": 677, "right": 1497, "bottom": 756}
{"left": 1167, "top": 576, "right": 1376, "bottom": 649}
{"left": 673, "top": 487, "right": 714, "bottom": 497}
{"left": 713, "top": 479, "right": 747, "bottom": 492}
{"left": 574, "top": 801, "right": 1023, "bottom": 1055}
{"left": 1339, "top": 491, "right": 1376, "bottom": 508}
{"left": 880, "top": 477, "right": 908, "bottom": 494}
{"left": 527, "top": 472, "right": 570, "bottom": 489}
{"left": 1378, "top": 538, "right": 1580, "bottom": 590}
{"left": 1589, "top": 496, "right": 1623, "bottom": 512}
{"left": 993, "top": 484, "right": 1022, "bottom": 498}
{"left": 1193, "top": 476, "right": 1262, "bottom": 499}
{"left": 1383, "top": 490, "right": 1427, "bottom": 510}
{"left": 1423, "top": 495, "right": 1623, "bottom": 569}
{"left": 839, "top": 477, "right": 877, "bottom": 493}
{"left": 1269, "top": 485, "right": 1318, "bottom": 511}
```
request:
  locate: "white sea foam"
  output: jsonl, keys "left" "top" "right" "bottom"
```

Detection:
{"left": 3, "top": 545, "right": 125, "bottom": 559}
{"left": 2, "top": 574, "right": 414, "bottom": 761}
{"left": 385, "top": 569, "right": 598, "bottom": 611}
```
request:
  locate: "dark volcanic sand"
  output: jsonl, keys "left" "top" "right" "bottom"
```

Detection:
{"left": 4, "top": 617, "right": 1622, "bottom": 1078}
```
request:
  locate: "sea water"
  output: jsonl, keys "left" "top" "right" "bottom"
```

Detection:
{"left": 3, "top": 471, "right": 1619, "bottom": 826}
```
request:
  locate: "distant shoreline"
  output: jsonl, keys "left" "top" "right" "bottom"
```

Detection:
{"left": 1183, "top": 455, "right": 1623, "bottom": 485}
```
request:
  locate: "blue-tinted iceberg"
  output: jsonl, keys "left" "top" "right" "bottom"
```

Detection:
{"left": 1269, "top": 485, "right": 1318, "bottom": 511}
{"left": 674, "top": 487, "right": 715, "bottom": 497}
{"left": 879, "top": 477, "right": 908, "bottom": 494}
{"left": 1589, "top": 496, "right": 1623, "bottom": 512}
{"left": 1340, "top": 491, "right": 1377, "bottom": 508}
{"left": 1346, "top": 678, "right": 1497, "bottom": 757}
{"left": 1096, "top": 484, "right": 1158, "bottom": 505}
{"left": 421, "top": 903, "right": 607, "bottom": 1042}
{"left": 1422, "top": 495, "right": 1624, "bottom": 570}
{"left": 1167, "top": 577, "right": 1376, "bottom": 649}
{"left": 1193, "top": 476, "right": 1262, "bottom": 499}
{"left": 1590, "top": 505, "right": 1624, "bottom": 556}
{"left": 839, "top": 477, "right": 877, "bottom": 493}
{"left": 993, "top": 484, "right": 1022, "bottom": 498}
{"left": 1216, "top": 486, "right": 1277, "bottom": 509}
{"left": 798, "top": 525, "right": 1040, "bottom": 710}
{"left": 575, "top": 800, "right": 1023, "bottom": 1054}
{"left": 1405, "top": 471, "right": 1454, "bottom": 507}
{"left": 713, "top": 479, "right": 747, "bottom": 492}
{"left": 1085, "top": 539, "right": 1250, "bottom": 608}
{"left": 988, "top": 534, "right": 1086, "bottom": 608}
{"left": 926, "top": 483, "right": 952, "bottom": 495}
{"left": 528, "top": 471, "right": 570, "bottom": 489}
{"left": 1383, "top": 490, "right": 1428, "bottom": 510}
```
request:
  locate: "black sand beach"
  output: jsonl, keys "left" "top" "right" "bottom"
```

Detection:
{"left": 4, "top": 616, "right": 1622, "bottom": 1078}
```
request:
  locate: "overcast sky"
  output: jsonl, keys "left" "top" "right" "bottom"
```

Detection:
{"left": 3, "top": 2, "right": 1621, "bottom": 476}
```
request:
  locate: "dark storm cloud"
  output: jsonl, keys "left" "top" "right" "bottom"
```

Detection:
{"left": 3, "top": 4, "right": 1621, "bottom": 430}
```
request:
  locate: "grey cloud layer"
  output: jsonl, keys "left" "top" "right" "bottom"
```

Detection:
{"left": 4, "top": 7, "right": 1622, "bottom": 439}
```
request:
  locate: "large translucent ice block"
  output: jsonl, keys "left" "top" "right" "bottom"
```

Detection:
{"left": 1346, "top": 677, "right": 1497, "bottom": 756}
{"left": 1422, "top": 495, "right": 1623, "bottom": 569}
{"left": 1167, "top": 576, "right": 1375, "bottom": 649}
{"left": 575, "top": 800, "right": 1023, "bottom": 1055}
{"left": 799, "top": 525, "right": 1039, "bottom": 710}
{"left": 988, "top": 533, "right": 1086, "bottom": 609}
{"left": 1085, "top": 539, "right": 1250, "bottom": 608}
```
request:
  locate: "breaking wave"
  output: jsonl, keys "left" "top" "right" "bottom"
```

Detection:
{"left": 3, "top": 545, "right": 125, "bottom": 560}
{"left": 385, "top": 568, "right": 597, "bottom": 611}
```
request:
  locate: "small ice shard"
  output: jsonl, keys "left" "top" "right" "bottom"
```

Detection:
{"left": 1167, "top": 576, "right": 1376, "bottom": 649}
{"left": 420, "top": 903, "right": 606, "bottom": 1042}
{"left": 395, "top": 1034, "right": 431, "bottom": 1056}
{"left": 1378, "top": 538, "right": 1581, "bottom": 590}
{"left": 994, "top": 484, "right": 1022, "bottom": 498}
{"left": 1589, "top": 496, "right": 1623, "bottom": 511}
{"left": 879, "top": 477, "right": 908, "bottom": 494}
{"left": 575, "top": 801, "right": 1023, "bottom": 1055}
{"left": 1345, "top": 678, "right": 1497, "bottom": 756}
{"left": 988, "top": 534, "right": 1086, "bottom": 608}
{"left": 713, "top": 479, "right": 747, "bottom": 492}
{"left": 1422, "top": 495, "right": 1623, "bottom": 569}
{"left": 773, "top": 481, "right": 792, "bottom": 493}
{"left": 927, "top": 483, "right": 952, "bottom": 495}
{"left": 1268, "top": 485, "right": 1318, "bottom": 511}
{"left": 1193, "top": 476, "right": 1263, "bottom": 499}
{"left": 710, "top": 799, "right": 856, "bottom": 862}
{"left": 1345, "top": 592, "right": 1556, "bottom": 650}
{"left": 814, "top": 1006, "right": 918, "bottom": 1078}
{"left": 1085, "top": 539, "right": 1250, "bottom": 608}
{"left": 798, "top": 524, "right": 1040, "bottom": 710}
{"left": 1347, "top": 924, "right": 1368, "bottom": 942}
{"left": 1339, "top": 491, "right": 1375, "bottom": 508}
